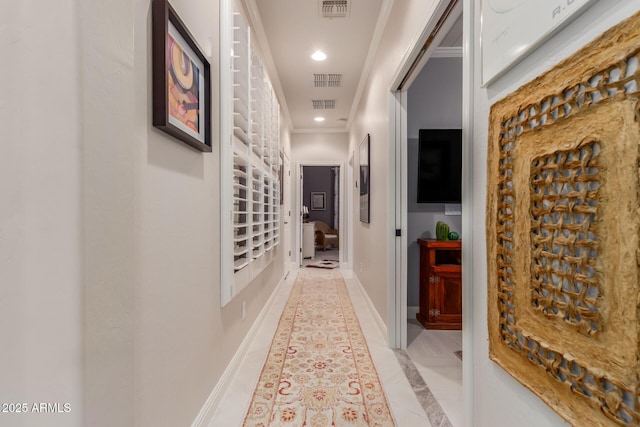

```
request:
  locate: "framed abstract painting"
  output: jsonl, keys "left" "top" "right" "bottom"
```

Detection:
{"left": 152, "top": 0, "right": 211, "bottom": 152}
{"left": 359, "top": 134, "right": 370, "bottom": 223}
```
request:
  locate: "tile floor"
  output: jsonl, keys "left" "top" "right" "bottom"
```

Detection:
{"left": 302, "top": 247, "right": 339, "bottom": 267}
{"left": 210, "top": 268, "right": 462, "bottom": 426}
{"left": 406, "top": 320, "right": 463, "bottom": 427}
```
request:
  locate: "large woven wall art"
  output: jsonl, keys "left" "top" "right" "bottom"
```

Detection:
{"left": 487, "top": 12, "right": 640, "bottom": 426}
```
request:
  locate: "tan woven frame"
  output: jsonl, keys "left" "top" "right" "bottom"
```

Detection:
{"left": 487, "top": 12, "right": 640, "bottom": 426}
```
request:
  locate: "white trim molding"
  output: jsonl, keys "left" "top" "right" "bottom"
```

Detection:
{"left": 351, "top": 274, "right": 388, "bottom": 339}
{"left": 462, "top": 0, "right": 475, "bottom": 425}
{"left": 190, "top": 273, "right": 288, "bottom": 427}
{"left": 432, "top": 46, "right": 463, "bottom": 58}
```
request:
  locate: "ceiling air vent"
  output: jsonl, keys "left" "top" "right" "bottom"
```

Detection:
{"left": 320, "top": 0, "right": 350, "bottom": 18}
{"left": 313, "top": 74, "right": 342, "bottom": 88}
{"left": 312, "top": 99, "right": 336, "bottom": 109}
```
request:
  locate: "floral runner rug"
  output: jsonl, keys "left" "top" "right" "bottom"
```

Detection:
{"left": 242, "top": 270, "right": 396, "bottom": 426}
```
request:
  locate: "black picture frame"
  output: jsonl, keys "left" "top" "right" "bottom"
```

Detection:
{"left": 359, "top": 134, "right": 370, "bottom": 223}
{"left": 279, "top": 152, "right": 284, "bottom": 206}
{"left": 152, "top": 0, "right": 212, "bottom": 152}
{"left": 311, "top": 192, "right": 326, "bottom": 210}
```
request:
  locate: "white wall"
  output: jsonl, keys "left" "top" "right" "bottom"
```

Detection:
{"left": 81, "top": 0, "right": 136, "bottom": 425}
{"left": 406, "top": 57, "right": 462, "bottom": 307}
{"left": 1, "top": 1, "right": 290, "bottom": 426}
{"left": 408, "top": 58, "right": 463, "bottom": 135}
{"left": 291, "top": 132, "right": 349, "bottom": 161}
{"left": 1, "top": 1, "right": 137, "bottom": 425}
{"left": 1, "top": 2, "right": 84, "bottom": 426}
{"left": 291, "top": 132, "right": 349, "bottom": 264}
{"left": 133, "top": 1, "right": 287, "bottom": 426}
{"left": 469, "top": 2, "right": 640, "bottom": 426}
{"left": 349, "top": 0, "right": 444, "bottom": 324}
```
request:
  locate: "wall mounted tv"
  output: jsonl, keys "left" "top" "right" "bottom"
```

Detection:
{"left": 417, "top": 129, "right": 462, "bottom": 203}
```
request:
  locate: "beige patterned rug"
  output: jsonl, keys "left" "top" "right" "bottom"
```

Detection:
{"left": 243, "top": 270, "right": 395, "bottom": 426}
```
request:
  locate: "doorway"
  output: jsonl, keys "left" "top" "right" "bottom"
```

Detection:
{"left": 406, "top": 53, "right": 463, "bottom": 331}
{"left": 388, "top": 0, "right": 464, "bottom": 349}
{"left": 387, "top": 1, "right": 469, "bottom": 425}
{"left": 296, "top": 162, "right": 345, "bottom": 268}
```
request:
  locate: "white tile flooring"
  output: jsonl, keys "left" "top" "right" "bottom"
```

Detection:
{"left": 210, "top": 268, "right": 462, "bottom": 426}
{"left": 301, "top": 247, "right": 339, "bottom": 266}
{"left": 406, "top": 320, "right": 463, "bottom": 427}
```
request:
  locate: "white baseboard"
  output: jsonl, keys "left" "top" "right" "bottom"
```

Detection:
{"left": 351, "top": 274, "right": 387, "bottom": 338}
{"left": 407, "top": 305, "right": 419, "bottom": 320}
{"left": 190, "top": 274, "right": 288, "bottom": 427}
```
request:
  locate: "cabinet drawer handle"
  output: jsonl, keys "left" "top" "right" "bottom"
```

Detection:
{"left": 429, "top": 309, "right": 441, "bottom": 318}
{"left": 429, "top": 275, "right": 440, "bottom": 284}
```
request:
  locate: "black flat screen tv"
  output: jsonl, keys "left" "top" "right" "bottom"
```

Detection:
{"left": 417, "top": 129, "right": 462, "bottom": 203}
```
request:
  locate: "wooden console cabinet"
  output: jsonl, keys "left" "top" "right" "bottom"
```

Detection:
{"left": 416, "top": 239, "right": 462, "bottom": 330}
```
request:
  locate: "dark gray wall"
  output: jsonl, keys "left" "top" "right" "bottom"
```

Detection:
{"left": 407, "top": 57, "right": 463, "bottom": 308}
{"left": 303, "top": 166, "right": 338, "bottom": 229}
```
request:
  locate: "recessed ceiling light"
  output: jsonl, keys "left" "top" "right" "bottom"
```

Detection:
{"left": 311, "top": 50, "right": 327, "bottom": 61}
{"left": 314, "top": 117, "right": 325, "bottom": 122}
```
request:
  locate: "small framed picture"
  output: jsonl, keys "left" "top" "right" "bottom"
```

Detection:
{"left": 311, "top": 192, "right": 326, "bottom": 211}
{"left": 359, "top": 134, "right": 370, "bottom": 223}
{"left": 279, "top": 152, "right": 284, "bottom": 205}
{"left": 152, "top": 0, "right": 212, "bottom": 152}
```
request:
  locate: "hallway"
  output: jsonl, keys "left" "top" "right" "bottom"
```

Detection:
{"left": 6, "top": 1, "right": 640, "bottom": 426}
{"left": 212, "top": 268, "right": 461, "bottom": 426}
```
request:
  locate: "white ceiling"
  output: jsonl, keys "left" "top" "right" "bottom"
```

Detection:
{"left": 248, "top": 0, "right": 462, "bottom": 133}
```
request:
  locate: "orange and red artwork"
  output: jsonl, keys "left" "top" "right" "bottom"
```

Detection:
{"left": 152, "top": 0, "right": 210, "bottom": 151}
{"left": 167, "top": 34, "right": 200, "bottom": 134}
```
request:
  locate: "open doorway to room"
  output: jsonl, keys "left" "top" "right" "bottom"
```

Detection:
{"left": 390, "top": 3, "right": 465, "bottom": 425}
{"left": 406, "top": 17, "right": 463, "bottom": 338}
{"left": 404, "top": 45, "right": 464, "bottom": 427}
{"left": 299, "top": 165, "right": 342, "bottom": 268}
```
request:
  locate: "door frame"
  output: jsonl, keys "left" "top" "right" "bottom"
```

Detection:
{"left": 388, "top": 90, "right": 407, "bottom": 349}
{"left": 281, "top": 152, "right": 293, "bottom": 272}
{"left": 387, "top": 0, "right": 464, "bottom": 349}
{"left": 295, "top": 161, "right": 346, "bottom": 267}
{"left": 386, "top": 0, "right": 474, "bottom": 424}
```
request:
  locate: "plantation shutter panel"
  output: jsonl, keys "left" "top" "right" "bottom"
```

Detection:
{"left": 224, "top": 3, "right": 281, "bottom": 303}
